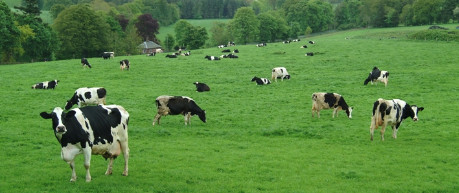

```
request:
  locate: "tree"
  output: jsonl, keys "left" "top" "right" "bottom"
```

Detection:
{"left": 14, "top": 0, "right": 41, "bottom": 19}
{"left": 143, "top": 0, "right": 179, "bottom": 26}
{"left": 284, "top": 0, "right": 334, "bottom": 32}
{"left": 0, "top": 1, "right": 21, "bottom": 63}
{"left": 209, "top": 21, "right": 231, "bottom": 46}
{"left": 230, "top": 7, "right": 259, "bottom": 44}
{"left": 53, "top": 4, "right": 111, "bottom": 59}
{"left": 163, "top": 34, "right": 175, "bottom": 51}
{"left": 50, "top": 4, "right": 66, "bottom": 19}
{"left": 257, "top": 11, "right": 289, "bottom": 42}
{"left": 174, "top": 20, "right": 208, "bottom": 49}
{"left": 135, "top": 14, "right": 160, "bottom": 42}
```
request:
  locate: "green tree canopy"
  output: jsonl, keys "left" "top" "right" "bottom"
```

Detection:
{"left": 174, "top": 20, "right": 208, "bottom": 49}
{"left": 230, "top": 7, "right": 259, "bottom": 44}
{"left": 0, "top": 1, "right": 21, "bottom": 63}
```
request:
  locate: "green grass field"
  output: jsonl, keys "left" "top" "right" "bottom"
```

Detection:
{"left": 0, "top": 25, "right": 458, "bottom": 193}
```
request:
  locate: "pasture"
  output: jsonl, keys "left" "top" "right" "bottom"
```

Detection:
{"left": 0, "top": 25, "right": 458, "bottom": 193}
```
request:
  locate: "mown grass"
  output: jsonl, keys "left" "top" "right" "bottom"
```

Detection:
{"left": 0, "top": 24, "right": 458, "bottom": 193}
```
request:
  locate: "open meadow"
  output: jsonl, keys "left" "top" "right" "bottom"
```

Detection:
{"left": 0, "top": 25, "right": 458, "bottom": 193}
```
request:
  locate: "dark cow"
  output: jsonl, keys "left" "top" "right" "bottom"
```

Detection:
{"left": 194, "top": 82, "right": 210, "bottom": 92}
{"left": 233, "top": 49, "right": 239, "bottom": 53}
{"left": 32, "top": 80, "right": 59, "bottom": 89}
{"left": 65, "top": 87, "right": 107, "bottom": 110}
{"left": 152, "top": 96, "right": 206, "bottom": 126}
{"left": 222, "top": 49, "right": 231, "bottom": 53}
{"left": 364, "top": 67, "right": 389, "bottom": 87}
{"left": 256, "top": 43, "right": 267, "bottom": 47}
{"left": 271, "top": 67, "right": 291, "bottom": 82}
{"left": 251, "top": 76, "right": 271, "bottom": 85}
{"left": 166, "top": 54, "right": 177, "bottom": 58}
{"left": 312, "top": 92, "right": 353, "bottom": 119}
{"left": 300, "top": 45, "right": 308, "bottom": 48}
{"left": 205, "top": 55, "right": 220, "bottom": 60}
{"left": 81, "top": 58, "right": 92, "bottom": 68}
{"left": 370, "top": 98, "right": 424, "bottom": 141}
{"left": 102, "top": 53, "right": 111, "bottom": 59}
{"left": 305, "top": 52, "right": 314, "bottom": 56}
{"left": 120, "top": 59, "right": 130, "bottom": 70}
{"left": 40, "top": 105, "right": 130, "bottom": 182}
{"left": 309, "top": 41, "right": 315, "bottom": 44}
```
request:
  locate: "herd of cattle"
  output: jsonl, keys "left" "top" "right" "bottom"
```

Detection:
{"left": 32, "top": 39, "right": 423, "bottom": 182}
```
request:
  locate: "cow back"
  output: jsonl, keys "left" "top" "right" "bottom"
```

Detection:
{"left": 79, "top": 106, "right": 123, "bottom": 145}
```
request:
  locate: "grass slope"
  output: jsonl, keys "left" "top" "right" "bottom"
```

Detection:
{"left": 0, "top": 25, "right": 458, "bottom": 193}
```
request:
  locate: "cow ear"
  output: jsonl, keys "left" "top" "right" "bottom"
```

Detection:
{"left": 418, "top": 107, "right": 424, "bottom": 111}
{"left": 40, "top": 112, "right": 52, "bottom": 119}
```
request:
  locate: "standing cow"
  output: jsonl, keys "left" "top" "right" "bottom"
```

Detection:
{"left": 312, "top": 92, "right": 353, "bottom": 118}
{"left": 40, "top": 105, "right": 130, "bottom": 182}
{"left": 370, "top": 98, "right": 424, "bottom": 141}
{"left": 120, "top": 59, "right": 130, "bottom": 70}
{"left": 271, "top": 67, "right": 291, "bottom": 82}
{"left": 364, "top": 67, "right": 389, "bottom": 87}
{"left": 65, "top": 87, "right": 107, "bottom": 110}
{"left": 81, "top": 58, "right": 92, "bottom": 68}
{"left": 32, "top": 80, "right": 59, "bottom": 89}
{"left": 152, "top": 96, "right": 206, "bottom": 126}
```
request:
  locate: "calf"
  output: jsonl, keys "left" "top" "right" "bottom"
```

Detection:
{"left": 40, "top": 105, "right": 129, "bottom": 182}
{"left": 65, "top": 87, "right": 107, "bottom": 110}
{"left": 152, "top": 96, "right": 206, "bottom": 126}
{"left": 370, "top": 98, "right": 424, "bottom": 141}
{"left": 81, "top": 58, "right": 92, "bottom": 68}
{"left": 32, "top": 80, "right": 59, "bottom": 89}
{"left": 120, "top": 59, "right": 130, "bottom": 70}
{"left": 364, "top": 67, "right": 389, "bottom": 87}
{"left": 292, "top": 39, "right": 301, "bottom": 42}
{"left": 194, "top": 82, "right": 210, "bottom": 92}
{"left": 312, "top": 92, "right": 353, "bottom": 119}
{"left": 166, "top": 54, "right": 177, "bottom": 58}
{"left": 271, "top": 67, "right": 291, "bottom": 82}
{"left": 251, "top": 76, "right": 271, "bottom": 85}
{"left": 205, "top": 55, "right": 220, "bottom": 60}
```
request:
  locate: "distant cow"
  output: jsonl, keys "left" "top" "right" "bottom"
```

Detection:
{"left": 309, "top": 41, "right": 315, "bottom": 44}
{"left": 312, "top": 92, "right": 353, "bottom": 119}
{"left": 370, "top": 98, "right": 424, "bottom": 141}
{"left": 155, "top": 49, "right": 163, "bottom": 53}
{"left": 166, "top": 54, "right": 177, "bottom": 58}
{"left": 102, "top": 53, "right": 111, "bottom": 59}
{"left": 364, "top": 67, "right": 389, "bottom": 87}
{"left": 233, "top": 49, "right": 239, "bottom": 53}
{"left": 65, "top": 87, "right": 107, "bottom": 110}
{"left": 300, "top": 45, "right": 308, "bottom": 48}
{"left": 252, "top": 76, "right": 271, "bottom": 85}
{"left": 194, "top": 82, "right": 210, "bottom": 92}
{"left": 152, "top": 95, "right": 206, "bottom": 126}
{"left": 205, "top": 55, "right": 220, "bottom": 60}
{"left": 182, "top": 51, "right": 191, "bottom": 56}
{"left": 228, "top": 41, "right": 236, "bottom": 46}
{"left": 221, "top": 54, "right": 238, "bottom": 59}
{"left": 283, "top": 40, "right": 291, "bottom": 44}
{"left": 40, "top": 105, "right": 129, "bottom": 182}
{"left": 32, "top": 80, "right": 59, "bottom": 89}
{"left": 256, "top": 43, "right": 267, "bottom": 47}
{"left": 218, "top": 45, "right": 227, "bottom": 48}
{"left": 222, "top": 49, "right": 231, "bottom": 53}
{"left": 81, "top": 58, "right": 92, "bottom": 68}
{"left": 305, "top": 52, "right": 314, "bottom": 56}
{"left": 120, "top": 59, "right": 130, "bottom": 70}
{"left": 271, "top": 67, "right": 291, "bottom": 82}
{"left": 292, "top": 39, "right": 301, "bottom": 42}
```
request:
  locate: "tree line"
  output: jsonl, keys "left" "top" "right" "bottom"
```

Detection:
{"left": 1, "top": 0, "right": 458, "bottom": 63}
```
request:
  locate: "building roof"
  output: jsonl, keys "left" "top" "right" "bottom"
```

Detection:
{"left": 139, "top": 41, "right": 161, "bottom": 49}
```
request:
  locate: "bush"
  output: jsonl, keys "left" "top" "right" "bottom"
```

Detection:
{"left": 408, "top": 29, "right": 459, "bottom": 42}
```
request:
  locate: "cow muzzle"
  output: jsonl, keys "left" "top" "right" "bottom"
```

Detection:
{"left": 413, "top": 117, "right": 418, "bottom": 122}
{"left": 56, "top": 126, "right": 67, "bottom": 133}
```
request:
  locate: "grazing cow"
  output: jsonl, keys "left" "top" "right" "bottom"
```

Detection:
{"left": 300, "top": 45, "right": 308, "bottom": 48}
{"left": 166, "top": 54, "right": 177, "bottom": 58}
{"left": 120, "top": 59, "right": 130, "bottom": 70}
{"left": 222, "top": 49, "right": 231, "bottom": 53}
{"left": 251, "top": 76, "right": 271, "bottom": 85}
{"left": 256, "top": 43, "right": 267, "bottom": 47}
{"left": 309, "top": 41, "right": 315, "bottom": 44}
{"left": 370, "top": 98, "right": 424, "bottom": 141}
{"left": 152, "top": 96, "right": 206, "bottom": 126}
{"left": 65, "top": 87, "right": 107, "bottom": 110}
{"left": 311, "top": 92, "right": 353, "bottom": 119}
{"left": 305, "top": 52, "right": 314, "bottom": 56}
{"left": 218, "top": 45, "right": 227, "bottom": 48}
{"left": 40, "top": 105, "right": 129, "bottom": 182}
{"left": 233, "top": 49, "right": 239, "bottom": 53}
{"left": 81, "top": 58, "right": 92, "bottom": 68}
{"left": 32, "top": 80, "right": 59, "bottom": 89}
{"left": 194, "top": 82, "right": 210, "bottom": 92}
{"left": 205, "top": 55, "right": 220, "bottom": 60}
{"left": 364, "top": 67, "right": 389, "bottom": 87}
{"left": 271, "top": 67, "right": 291, "bottom": 82}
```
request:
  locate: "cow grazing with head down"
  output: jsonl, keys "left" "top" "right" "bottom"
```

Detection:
{"left": 194, "top": 82, "right": 210, "bottom": 92}
{"left": 251, "top": 76, "right": 271, "bottom": 85}
{"left": 81, "top": 58, "right": 92, "bottom": 68}
{"left": 364, "top": 67, "right": 389, "bottom": 87}
{"left": 65, "top": 87, "right": 107, "bottom": 110}
{"left": 312, "top": 92, "right": 353, "bottom": 119}
{"left": 271, "top": 67, "right": 291, "bottom": 82}
{"left": 32, "top": 80, "right": 59, "bottom": 89}
{"left": 120, "top": 59, "right": 130, "bottom": 70}
{"left": 370, "top": 98, "right": 424, "bottom": 141}
{"left": 152, "top": 96, "right": 206, "bottom": 126}
{"left": 40, "top": 105, "right": 130, "bottom": 182}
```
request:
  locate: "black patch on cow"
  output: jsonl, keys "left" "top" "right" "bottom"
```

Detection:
{"left": 323, "top": 93, "right": 337, "bottom": 108}
{"left": 47, "top": 80, "right": 58, "bottom": 89}
{"left": 35, "top": 83, "right": 44, "bottom": 89}
{"left": 97, "top": 88, "right": 106, "bottom": 99}
{"left": 401, "top": 103, "right": 414, "bottom": 120}
{"left": 84, "top": 92, "right": 92, "bottom": 100}
{"left": 372, "top": 101, "right": 380, "bottom": 116}
{"left": 385, "top": 106, "right": 392, "bottom": 116}
{"left": 364, "top": 67, "right": 381, "bottom": 85}
{"left": 79, "top": 106, "right": 122, "bottom": 145}
{"left": 337, "top": 96, "right": 350, "bottom": 116}
{"left": 379, "top": 102, "right": 387, "bottom": 121}
{"left": 164, "top": 96, "right": 206, "bottom": 122}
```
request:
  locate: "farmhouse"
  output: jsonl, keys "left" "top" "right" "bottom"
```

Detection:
{"left": 139, "top": 41, "right": 162, "bottom": 54}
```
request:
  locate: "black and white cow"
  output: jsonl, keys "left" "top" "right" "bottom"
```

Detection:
{"left": 194, "top": 82, "right": 210, "bottom": 92}
{"left": 32, "top": 80, "right": 59, "bottom": 89}
{"left": 292, "top": 39, "right": 301, "bottom": 42}
{"left": 228, "top": 41, "right": 236, "bottom": 46}
{"left": 364, "top": 67, "right": 389, "bottom": 87}
{"left": 233, "top": 49, "right": 239, "bottom": 53}
{"left": 65, "top": 87, "right": 107, "bottom": 110}
{"left": 309, "top": 41, "right": 315, "bottom": 44}
{"left": 283, "top": 40, "right": 291, "bottom": 44}
{"left": 271, "top": 67, "right": 291, "bottom": 82}
{"left": 166, "top": 54, "right": 177, "bottom": 58}
{"left": 102, "top": 53, "right": 111, "bottom": 59}
{"left": 300, "top": 45, "right": 308, "bottom": 48}
{"left": 312, "top": 92, "right": 353, "bottom": 119}
{"left": 218, "top": 45, "right": 227, "bottom": 48}
{"left": 305, "top": 52, "right": 314, "bottom": 56}
{"left": 370, "top": 98, "right": 424, "bottom": 141}
{"left": 120, "top": 59, "right": 130, "bottom": 70}
{"left": 40, "top": 105, "right": 130, "bottom": 182}
{"left": 152, "top": 96, "right": 206, "bottom": 126}
{"left": 182, "top": 51, "right": 191, "bottom": 56}
{"left": 256, "top": 43, "right": 267, "bottom": 47}
{"left": 205, "top": 55, "right": 220, "bottom": 60}
{"left": 252, "top": 76, "right": 271, "bottom": 85}
{"left": 81, "top": 58, "right": 92, "bottom": 68}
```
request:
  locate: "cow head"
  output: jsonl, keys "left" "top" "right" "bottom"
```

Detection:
{"left": 346, "top": 107, "right": 353, "bottom": 119}
{"left": 197, "top": 110, "right": 206, "bottom": 123}
{"left": 411, "top": 105, "right": 424, "bottom": 121}
{"left": 285, "top": 75, "right": 291, "bottom": 80}
{"left": 40, "top": 107, "right": 68, "bottom": 134}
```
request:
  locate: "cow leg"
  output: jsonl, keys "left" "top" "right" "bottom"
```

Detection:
{"left": 380, "top": 125, "right": 387, "bottom": 141}
{"left": 184, "top": 113, "right": 191, "bottom": 125}
{"left": 83, "top": 147, "right": 92, "bottom": 182}
{"left": 61, "top": 146, "right": 80, "bottom": 182}
{"left": 152, "top": 114, "right": 162, "bottom": 126}
{"left": 393, "top": 123, "right": 401, "bottom": 139}
{"left": 370, "top": 118, "right": 376, "bottom": 141}
{"left": 69, "top": 160, "right": 77, "bottom": 182}
{"left": 120, "top": 140, "right": 129, "bottom": 176}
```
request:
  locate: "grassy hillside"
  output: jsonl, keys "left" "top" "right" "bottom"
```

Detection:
{"left": 0, "top": 25, "right": 458, "bottom": 193}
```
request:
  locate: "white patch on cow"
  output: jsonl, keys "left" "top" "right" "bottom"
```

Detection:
{"left": 271, "top": 67, "right": 290, "bottom": 82}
